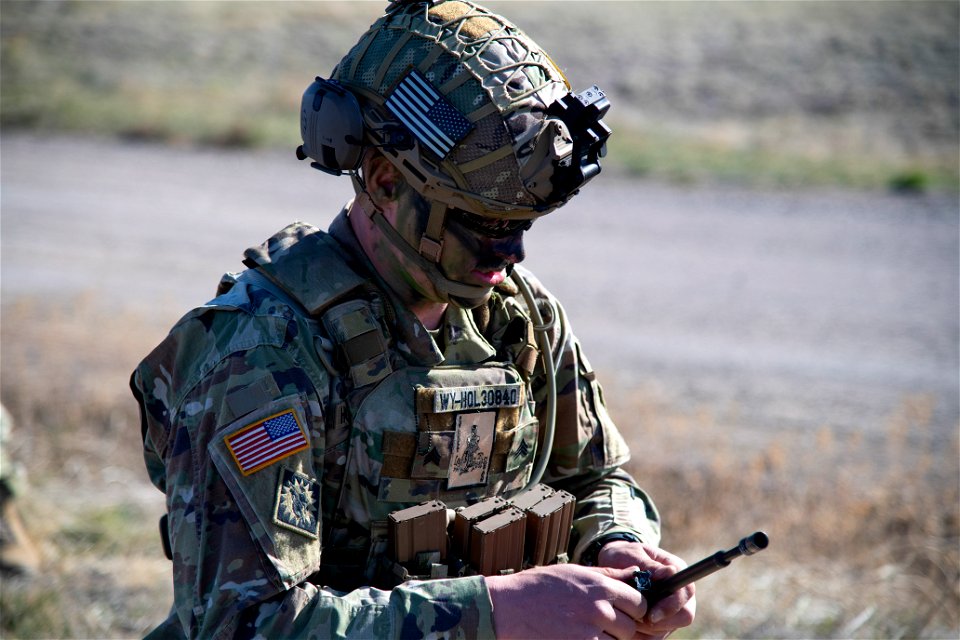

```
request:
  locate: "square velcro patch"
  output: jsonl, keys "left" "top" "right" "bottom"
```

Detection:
{"left": 273, "top": 467, "right": 321, "bottom": 539}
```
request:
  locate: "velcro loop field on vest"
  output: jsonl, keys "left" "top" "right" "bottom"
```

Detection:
{"left": 343, "top": 330, "right": 386, "bottom": 364}
{"left": 415, "top": 388, "right": 456, "bottom": 431}
{"left": 492, "top": 419, "right": 517, "bottom": 455}
{"left": 383, "top": 430, "right": 417, "bottom": 456}
{"left": 410, "top": 431, "right": 455, "bottom": 479}
{"left": 420, "top": 412, "right": 456, "bottom": 432}
{"left": 382, "top": 430, "right": 418, "bottom": 478}
{"left": 490, "top": 453, "right": 506, "bottom": 474}
{"left": 323, "top": 300, "right": 393, "bottom": 388}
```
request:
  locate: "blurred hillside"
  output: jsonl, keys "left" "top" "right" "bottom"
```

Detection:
{"left": 1, "top": 0, "right": 957, "bottom": 189}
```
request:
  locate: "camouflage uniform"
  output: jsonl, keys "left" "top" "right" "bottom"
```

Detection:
{"left": 132, "top": 209, "right": 661, "bottom": 639}
{"left": 0, "top": 404, "right": 41, "bottom": 575}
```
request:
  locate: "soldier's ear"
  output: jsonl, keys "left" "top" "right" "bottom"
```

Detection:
{"left": 365, "top": 152, "right": 402, "bottom": 205}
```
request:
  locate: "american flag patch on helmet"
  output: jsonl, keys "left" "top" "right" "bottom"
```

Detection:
{"left": 224, "top": 409, "right": 308, "bottom": 475}
{"left": 385, "top": 69, "right": 474, "bottom": 159}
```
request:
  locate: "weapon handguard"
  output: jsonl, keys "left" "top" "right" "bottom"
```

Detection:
{"left": 634, "top": 531, "right": 769, "bottom": 605}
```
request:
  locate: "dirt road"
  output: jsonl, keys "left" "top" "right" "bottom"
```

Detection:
{"left": 3, "top": 134, "right": 958, "bottom": 456}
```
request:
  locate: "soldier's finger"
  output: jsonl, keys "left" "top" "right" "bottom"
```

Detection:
{"left": 605, "top": 572, "right": 648, "bottom": 622}
{"left": 645, "top": 583, "right": 695, "bottom": 626}
{"left": 598, "top": 599, "right": 645, "bottom": 640}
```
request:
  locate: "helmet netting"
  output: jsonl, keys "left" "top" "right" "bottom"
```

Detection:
{"left": 334, "top": 0, "right": 572, "bottom": 216}
{"left": 451, "top": 110, "right": 534, "bottom": 205}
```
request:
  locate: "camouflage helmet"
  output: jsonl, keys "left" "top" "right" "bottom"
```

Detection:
{"left": 331, "top": 0, "right": 610, "bottom": 226}
{"left": 301, "top": 0, "right": 610, "bottom": 306}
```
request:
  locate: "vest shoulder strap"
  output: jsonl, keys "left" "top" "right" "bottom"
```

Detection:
{"left": 243, "top": 224, "right": 369, "bottom": 317}
{"left": 322, "top": 298, "right": 393, "bottom": 388}
{"left": 241, "top": 224, "right": 393, "bottom": 389}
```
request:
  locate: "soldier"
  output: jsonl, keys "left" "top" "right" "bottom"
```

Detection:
{"left": 132, "top": 1, "right": 696, "bottom": 638}
{"left": 0, "top": 404, "right": 40, "bottom": 576}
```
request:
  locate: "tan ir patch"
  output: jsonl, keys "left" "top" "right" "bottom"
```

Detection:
{"left": 447, "top": 411, "right": 495, "bottom": 489}
{"left": 428, "top": 2, "right": 500, "bottom": 38}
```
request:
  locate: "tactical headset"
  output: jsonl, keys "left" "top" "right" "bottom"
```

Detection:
{"left": 296, "top": 77, "right": 415, "bottom": 177}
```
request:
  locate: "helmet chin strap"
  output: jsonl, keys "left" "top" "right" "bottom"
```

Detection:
{"left": 354, "top": 178, "right": 490, "bottom": 305}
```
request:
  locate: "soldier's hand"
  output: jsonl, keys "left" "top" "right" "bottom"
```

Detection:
{"left": 486, "top": 563, "right": 647, "bottom": 640}
{"left": 598, "top": 541, "right": 697, "bottom": 638}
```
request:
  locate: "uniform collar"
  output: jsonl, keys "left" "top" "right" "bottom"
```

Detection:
{"left": 328, "top": 207, "right": 447, "bottom": 366}
{"left": 438, "top": 305, "right": 497, "bottom": 365}
{"left": 246, "top": 206, "right": 497, "bottom": 367}
{"left": 329, "top": 208, "right": 496, "bottom": 366}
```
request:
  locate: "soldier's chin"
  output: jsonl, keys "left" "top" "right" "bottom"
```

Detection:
{"left": 448, "top": 287, "right": 493, "bottom": 310}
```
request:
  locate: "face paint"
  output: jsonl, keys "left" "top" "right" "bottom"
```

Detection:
{"left": 442, "top": 215, "right": 526, "bottom": 289}
{"left": 362, "top": 180, "right": 440, "bottom": 305}
{"left": 371, "top": 179, "right": 528, "bottom": 310}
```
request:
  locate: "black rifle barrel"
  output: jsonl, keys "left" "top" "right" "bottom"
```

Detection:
{"left": 639, "top": 531, "right": 769, "bottom": 605}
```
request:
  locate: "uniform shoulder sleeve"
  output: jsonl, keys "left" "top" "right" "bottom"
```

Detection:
{"left": 132, "top": 293, "right": 334, "bottom": 636}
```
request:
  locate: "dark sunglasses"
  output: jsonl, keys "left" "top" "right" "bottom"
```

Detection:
{"left": 451, "top": 209, "right": 533, "bottom": 238}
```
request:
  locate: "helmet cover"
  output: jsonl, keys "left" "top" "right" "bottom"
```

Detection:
{"left": 333, "top": 0, "right": 595, "bottom": 220}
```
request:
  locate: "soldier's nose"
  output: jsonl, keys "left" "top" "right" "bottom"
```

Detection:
{"left": 492, "top": 233, "right": 525, "bottom": 266}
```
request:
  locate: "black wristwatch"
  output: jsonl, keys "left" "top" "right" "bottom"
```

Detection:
{"left": 580, "top": 532, "right": 642, "bottom": 566}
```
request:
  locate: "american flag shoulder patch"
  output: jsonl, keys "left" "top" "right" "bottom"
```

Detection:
{"left": 224, "top": 409, "right": 309, "bottom": 476}
{"left": 385, "top": 68, "right": 474, "bottom": 159}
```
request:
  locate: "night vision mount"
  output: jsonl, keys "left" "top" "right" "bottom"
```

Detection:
{"left": 546, "top": 85, "right": 611, "bottom": 204}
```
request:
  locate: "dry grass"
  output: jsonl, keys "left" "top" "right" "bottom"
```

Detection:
{"left": 612, "top": 387, "right": 960, "bottom": 638}
{"left": 2, "top": 1, "right": 957, "bottom": 190}
{"left": 1, "top": 295, "right": 174, "bottom": 639}
{"left": 0, "top": 295, "right": 957, "bottom": 638}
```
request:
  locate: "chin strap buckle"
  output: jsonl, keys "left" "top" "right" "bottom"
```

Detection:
{"left": 418, "top": 236, "right": 443, "bottom": 262}
{"left": 418, "top": 199, "right": 448, "bottom": 263}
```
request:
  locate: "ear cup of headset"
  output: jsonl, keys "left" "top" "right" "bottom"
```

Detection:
{"left": 298, "top": 78, "right": 365, "bottom": 175}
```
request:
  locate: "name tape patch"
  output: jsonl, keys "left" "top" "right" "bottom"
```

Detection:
{"left": 432, "top": 384, "right": 522, "bottom": 414}
{"left": 225, "top": 409, "right": 308, "bottom": 476}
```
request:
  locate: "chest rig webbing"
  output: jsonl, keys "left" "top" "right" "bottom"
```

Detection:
{"left": 315, "top": 274, "right": 545, "bottom": 514}
{"left": 242, "top": 225, "right": 553, "bottom": 590}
